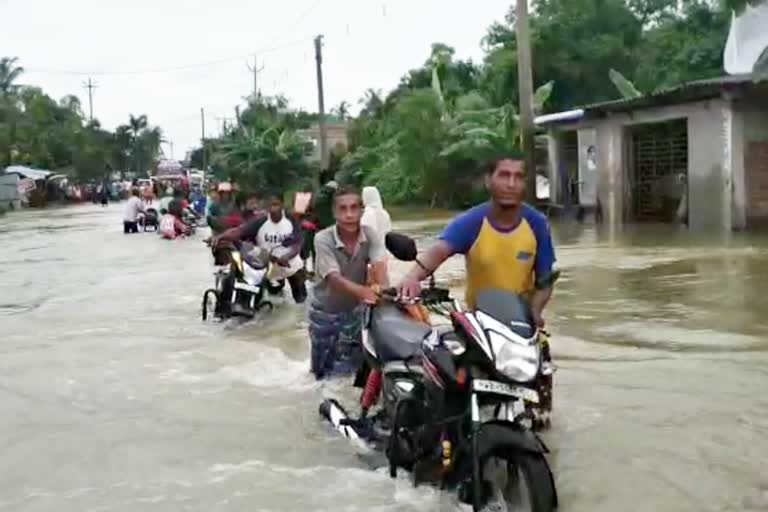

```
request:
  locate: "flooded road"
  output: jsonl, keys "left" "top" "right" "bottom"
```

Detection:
{"left": 1, "top": 203, "right": 767, "bottom": 512}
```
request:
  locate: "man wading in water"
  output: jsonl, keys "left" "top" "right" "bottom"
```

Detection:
{"left": 397, "top": 157, "right": 558, "bottom": 422}
{"left": 308, "top": 186, "right": 389, "bottom": 379}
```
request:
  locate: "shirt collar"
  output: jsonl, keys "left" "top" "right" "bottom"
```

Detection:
{"left": 333, "top": 224, "right": 367, "bottom": 249}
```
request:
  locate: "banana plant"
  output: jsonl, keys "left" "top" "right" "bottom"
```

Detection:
{"left": 609, "top": 69, "right": 643, "bottom": 99}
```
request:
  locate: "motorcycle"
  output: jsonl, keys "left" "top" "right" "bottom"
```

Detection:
{"left": 139, "top": 208, "right": 159, "bottom": 232}
{"left": 202, "top": 241, "right": 277, "bottom": 321}
{"left": 319, "top": 232, "right": 558, "bottom": 512}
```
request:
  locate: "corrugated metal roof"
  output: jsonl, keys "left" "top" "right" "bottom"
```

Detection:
{"left": 4, "top": 165, "right": 53, "bottom": 180}
{"left": 539, "top": 73, "right": 766, "bottom": 125}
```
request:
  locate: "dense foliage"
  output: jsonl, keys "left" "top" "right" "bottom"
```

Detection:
{"left": 196, "top": 95, "right": 317, "bottom": 195}
{"left": 0, "top": 58, "right": 163, "bottom": 182}
{"left": 343, "top": 0, "right": 744, "bottom": 207}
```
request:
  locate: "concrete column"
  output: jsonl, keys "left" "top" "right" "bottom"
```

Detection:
{"left": 596, "top": 121, "right": 624, "bottom": 227}
{"left": 730, "top": 103, "right": 747, "bottom": 230}
{"left": 546, "top": 129, "right": 562, "bottom": 205}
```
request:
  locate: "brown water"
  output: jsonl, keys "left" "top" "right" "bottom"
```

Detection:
{"left": 1, "top": 204, "right": 767, "bottom": 512}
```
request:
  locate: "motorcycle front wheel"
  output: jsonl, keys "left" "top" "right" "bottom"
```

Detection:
{"left": 476, "top": 453, "right": 556, "bottom": 512}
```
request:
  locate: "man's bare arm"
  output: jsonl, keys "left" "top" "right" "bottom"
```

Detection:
{"left": 369, "top": 261, "right": 390, "bottom": 288}
{"left": 403, "top": 240, "right": 454, "bottom": 282}
{"left": 530, "top": 287, "right": 553, "bottom": 327}
{"left": 214, "top": 224, "right": 247, "bottom": 243}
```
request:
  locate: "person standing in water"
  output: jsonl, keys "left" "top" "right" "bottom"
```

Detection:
{"left": 308, "top": 186, "right": 389, "bottom": 379}
{"left": 122, "top": 188, "right": 145, "bottom": 234}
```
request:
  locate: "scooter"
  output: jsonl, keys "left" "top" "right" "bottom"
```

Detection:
{"left": 319, "top": 232, "right": 558, "bottom": 512}
{"left": 202, "top": 241, "right": 276, "bottom": 321}
{"left": 139, "top": 208, "right": 159, "bottom": 232}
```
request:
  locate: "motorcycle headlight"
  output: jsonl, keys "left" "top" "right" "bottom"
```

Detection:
{"left": 488, "top": 330, "right": 540, "bottom": 383}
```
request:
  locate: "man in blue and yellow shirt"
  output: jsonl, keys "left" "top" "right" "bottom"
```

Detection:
{"left": 398, "top": 157, "right": 557, "bottom": 326}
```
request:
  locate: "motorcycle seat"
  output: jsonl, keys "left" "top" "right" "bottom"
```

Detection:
{"left": 369, "top": 304, "right": 431, "bottom": 363}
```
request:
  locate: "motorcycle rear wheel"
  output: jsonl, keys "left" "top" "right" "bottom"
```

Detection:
{"left": 475, "top": 453, "right": 556, "bottom": 512}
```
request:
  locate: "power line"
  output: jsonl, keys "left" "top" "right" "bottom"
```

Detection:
{"left": 25, "top": 37, "right": 312, "bottom": 77}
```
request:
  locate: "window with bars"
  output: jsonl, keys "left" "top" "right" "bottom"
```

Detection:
{"left": 629, "top": 119, "right": 688, "bottom": 222}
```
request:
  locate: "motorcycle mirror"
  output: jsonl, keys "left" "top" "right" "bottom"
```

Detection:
{"left": 385, "top": 232, "right": 417, "bottom": 261}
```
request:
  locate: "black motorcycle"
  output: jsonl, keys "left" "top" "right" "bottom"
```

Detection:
{"left": 202, "top": 241, "right": 277, "bottom": 320}
{"left": 320, "top": 233, "right": 558, "bottom": 512}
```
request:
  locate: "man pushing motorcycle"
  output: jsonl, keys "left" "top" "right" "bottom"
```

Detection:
{"left": 209, "top": 190, "right": 307, "bottom": 305}
{"left": 396, "top": 157, "right": 558, "bottom": 424}
{"left": 397, "top": 156, "right": 557, "bottom": 327}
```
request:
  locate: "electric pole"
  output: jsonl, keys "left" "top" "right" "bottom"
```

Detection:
{"left": 314, "top": 35, "right": 328, "bottom": 186}
{"left": 516, "top": 0, "right": 537, "bottom": 202}
{"left": 82, "top": 77, "right": 97, "bottom": 122}
{"left": 247, "top": 55, "right": 265, "bottom": 99}
{"left": 200, "top": 107, "right": 207, "bottom": 173}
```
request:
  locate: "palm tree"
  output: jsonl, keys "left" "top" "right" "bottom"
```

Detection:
{"left": 128, "top": 114, "right": 148, "bottom": 139}
{"left": 0, "top": 57, "right": 24, "bottom": 95}
{"left": 332, "top": 101, "right": 350, "bottom": 120}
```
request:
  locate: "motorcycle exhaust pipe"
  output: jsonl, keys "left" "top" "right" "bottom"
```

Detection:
{"left": 318, "top": 399, "right": 370, "bottom": 453}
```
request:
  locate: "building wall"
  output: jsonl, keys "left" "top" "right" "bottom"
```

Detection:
{"left": 580, "top": 99, "right": 728, "bottom": 229}
{"left": 301, "top": 123, "right": 349, "bottom": 162}
{"left": 737, "top": 93, "right": 768, "bottom": 228}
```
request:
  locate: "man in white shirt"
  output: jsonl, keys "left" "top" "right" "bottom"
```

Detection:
{"left": 123, "top": 189, "right": 145, "bottom": 234}
{"left": 213, "top": 192, "right": 307, "bottom": 303}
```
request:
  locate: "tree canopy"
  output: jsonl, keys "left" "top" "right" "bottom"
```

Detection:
{"left": 338, "top": 0, "right": 742, "bottom": 207}
{"left": 0, "top": 59, "right": 164, "bottom": 183}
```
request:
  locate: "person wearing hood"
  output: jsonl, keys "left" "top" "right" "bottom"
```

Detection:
{"left": 361, "top": 186, "right": 392, "bottom": 241}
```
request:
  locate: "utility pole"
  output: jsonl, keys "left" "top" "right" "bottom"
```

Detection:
{"left": 516, "top": 0, "right": 537, "bottom": 202}
{"left": 82, "top": 77, "right": 97, "bottom": 122}
{"left": 246, "top": 55, "right": 265, "bottom": 99}
{"left": 215, "top": 117, "right": 234, "bottom": 136}
{"left": 200, "top": 107, "right": 207, "bottom": 173}
{"left": 314, "top": 35, "right": 328, "bottom": 186}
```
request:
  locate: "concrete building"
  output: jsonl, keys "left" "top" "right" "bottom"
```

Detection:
{"left": 537, "top": 74, "right": 768, "bottom": 230}
{"left": 300, "top": 121, "right": 349, "bottom": 163}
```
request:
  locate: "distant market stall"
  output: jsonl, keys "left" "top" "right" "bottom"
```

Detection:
{"left": 2, "top": 166, "right": 68, "bottom": 208}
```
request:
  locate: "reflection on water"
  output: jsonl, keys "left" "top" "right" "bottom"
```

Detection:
{"left": 1, "top": 205, "right": 767, "bottom": 512}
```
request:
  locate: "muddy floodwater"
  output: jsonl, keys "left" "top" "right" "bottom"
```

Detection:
{"left": 1, "top": 203, "right": 767, "bottom": 512}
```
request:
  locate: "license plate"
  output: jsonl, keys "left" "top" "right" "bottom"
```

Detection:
{"left": 473, "top": 379, "right": 539, "bottom": 403}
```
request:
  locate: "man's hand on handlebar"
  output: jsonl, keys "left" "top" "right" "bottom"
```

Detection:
{"left": 397, "top": 277, "right": 422, "bottom": 302}
{"left": 270, "top": 254, "right": 291, "bottom": 267}
{"left": 359, "top": 286, "right": 379, "bottom": 305}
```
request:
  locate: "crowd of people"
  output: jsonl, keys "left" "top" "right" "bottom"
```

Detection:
{"left": 122, "top": 182, "right": 205, "bottom": 238}
{"left": 119, "top": 158, "right": 557, "bottom": 386}
{"left": 205, "top": 181, "right": 392, "bottom": 308}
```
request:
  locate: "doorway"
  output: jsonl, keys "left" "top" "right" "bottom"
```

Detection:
{"left": 627, "top": 119, "right": 688, "bottom": 222}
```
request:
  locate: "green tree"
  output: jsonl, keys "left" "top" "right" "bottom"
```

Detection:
{"left": 0, "top": 57, "right": 24, "bottom": 95}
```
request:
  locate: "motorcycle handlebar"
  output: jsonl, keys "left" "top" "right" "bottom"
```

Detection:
{"left": 378, "top": 286, "right": 451, "bottom": 305}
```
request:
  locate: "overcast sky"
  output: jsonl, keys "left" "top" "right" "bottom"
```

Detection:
{"left": 1, "top": 0, "right": 511, "bottom": 158}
